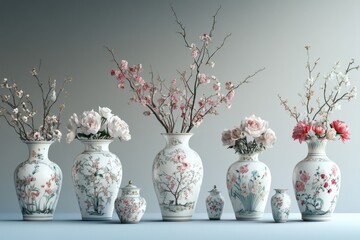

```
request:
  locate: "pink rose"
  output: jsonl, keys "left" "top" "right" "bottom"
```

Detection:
{"left": 231, "top": 128, "right": 242, "bottom": 140}
{"left": 331, "top": 120, "right": 350, "bottom": 142}
{"left": 257, "top": 128, "right": 276, "bottom": 148}
{"left": 241, "top": 115, "right": 269, "bottom": 138}
{"left": 292, "top": 120, "right": 311, "bottom": 143}
{"left": 221, "top": 129, "right": 235, "bottom": 146}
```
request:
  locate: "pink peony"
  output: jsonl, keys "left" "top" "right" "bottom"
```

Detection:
{"left": 292, "top": 120, "right": 311, "bottom": 143}
{"left": 221, "top": 129, "right": 234, "bottom": 146}
{"left": 312, "top": 124, "right": 325, "bottom": 136}
{"left": 330, "top": 120, "right": 350, "bottom": 142}
{"left": 295, "top": 181, "right": 305, "bottom": 192}
{"left": 300, "top": 171, "right": 310, "bottom": 183}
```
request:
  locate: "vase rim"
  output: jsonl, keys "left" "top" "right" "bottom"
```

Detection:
{"left": 274, "top": 188, "right": 288, "bottom": 192}
{"left": 161, "top": 133, "right": 193, "bottom": 136}
{"left": 78, "top": 139, "right": 114, "bottom": 143}
{"left": 305, "top": 138, "right": 328, "bottom": 143}
{"left": 22, "top": 140, "right": 54, "bottom": 144}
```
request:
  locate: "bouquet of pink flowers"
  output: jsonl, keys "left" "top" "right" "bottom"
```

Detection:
{"left": 66, "top": 107, "right": 131, "bottom": 143}
{"left": 221, "top": 115, "right": 276, "bottom": 154}
{"left": 107, "top": 6, "right": 264, "bottom": 133}
{"left": 279, "top": 46, "right": 358, "bottom": 143}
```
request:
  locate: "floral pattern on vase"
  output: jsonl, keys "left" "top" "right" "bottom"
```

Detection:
{"left": 14, "top": 141, "right": 62, "bottom": 220}
{"left": 206, "top": 185, "right": 225, "bottom": 220}
{"left": 72, "top": 140, "right": 122, "bottom": 220}
{"left": 293, "top": 139, "right": 341, "bottom": 221}
{"left": 271, "top": 189, "right": 291, "bottom": 223}
{"left": 115, "top": 180, "right": 146, "bottom": 224}
{"left": 227, "top": 153, "right": 271, "bottom": 220}
{"left": 153, "top": 133, "right": 203, "bottom": 221}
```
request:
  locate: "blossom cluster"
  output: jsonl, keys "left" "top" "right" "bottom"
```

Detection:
{"left": 66, "top": 107, "right": 131, "bottom": 143}
{"left": 108, "top": 7, "right": 263, "bottom": 133}
{"left": 279, "top": 46, "right": 358, "bottom": 144}
{"left": 292, "top": 119, "right": 350, "bottom": 143}
{"left": 221, "top": 115, "right": 276, "bottom": 154}
{"left": 0, "top": 67, "right": 70, "bottom": 141}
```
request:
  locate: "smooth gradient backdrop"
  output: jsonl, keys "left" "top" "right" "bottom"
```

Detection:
{"left": 1, "top": 0, "right": 360, "bottom": 215}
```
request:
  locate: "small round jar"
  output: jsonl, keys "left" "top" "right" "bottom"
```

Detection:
{"left": 206, "top": 185, "right": 225, "bottom": 220}
{"left": 115, "top": 180, "right": 146, "bottom": 224}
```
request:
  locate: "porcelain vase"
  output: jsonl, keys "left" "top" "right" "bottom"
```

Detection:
{"left": 14, "top": 141, "right": 62, "bottom": 220}
{"left": 271, "top": 189, "right": 291, "bottom": 223}
{"left": 72, "top": 139, "right": 122, "bottom": 220}
{"left": 152, "top": 133, "right": 203, "bottom": 221}
{"left": 227, "top": 152, "right": 271, "bottom": 220}
{"left": 293, "top": 139, "right": 341, "bottom": 221}
{"left": 115, "top": 180, "right": 146, "bottom": 224}
{"left": 206, "top": 185, "right": 225, "bottom": 220}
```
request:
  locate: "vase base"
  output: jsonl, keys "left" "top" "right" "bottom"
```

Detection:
{"left": 235, "top": 213, "right": 263, "bottom": 221}
{"left": 302, "top": 214, "right": 332, "bottom": 221}
{"left": 162, "top": 215, "right": 192, "bottom": 221}
{"left": 82, "top": 217, "right": 113, "bottom": 221}
{"left": 209, "top": 218, "right": 221, "bottom": 220}
{"left": 23, "top": 215, "right": 53, "bottom": 221}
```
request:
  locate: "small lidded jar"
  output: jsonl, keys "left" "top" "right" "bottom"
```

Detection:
{"left": 115, "top": 180, "right": 146, "bottom": 223}
{"left": 206, "top": 185, "right": 225, "bottom": 220}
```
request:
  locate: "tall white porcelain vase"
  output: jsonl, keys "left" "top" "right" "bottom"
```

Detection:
{"left": 152, "top": 133, "right": 203, "bottom": 221}
{"left": 293, "top": 139, "right": 341, "bottom": 221}
{"left": 227, "top": 153, "right": 271, "bottom": 220}
{"left": 72, "top": 139, "right": 122, "bottom": 220}
{"left": 14, "top": 141, "right": 62, "bottom": 221}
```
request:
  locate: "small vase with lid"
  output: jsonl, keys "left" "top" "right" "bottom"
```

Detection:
{"left": 115, "top": 180, "right": 146, "bottom": 224}
{"left": 206, "top": 185, "right": 225, "bottom": 220}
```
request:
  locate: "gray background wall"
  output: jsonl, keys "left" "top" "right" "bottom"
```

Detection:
{"left": 1, "top": 0, "right": 360, "bottom": 215}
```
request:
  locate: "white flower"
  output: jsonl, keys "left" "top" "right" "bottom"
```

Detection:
{"left": 107, "top": 115, "right": 131, "bottom": 141}
{"left": 326, "top": 128, "right": 337, "bottom": 141}
{"left": 13, "top": 108, "right": 19, "bottom": 114}
{"left": 50, "top": 90, "right": 57, "bottom": 101}
{"left": 80, "top": 110, "right": 102, "bottom": 135}
{"left": 241, "top": 115, "right": 269, "bottom": 138}
{"left": 208, "top": 61, "right": 215, "bottom": 68}
{"left": 33, "top": 132, "right": 41, "bottom": 140}
{"left": 53, "top": 129, "right": 62, "bottom": 141}
{"left": 16, "top": 90, "right": 24, "bottom": 98}
{"left": 21, "top": 116, "right": 28, "bottom": 123}
{"left": 66, "top": 130, "right": 76, "bottom": 143}
{"left": 257, "top": 128, "right": 276, "bottom": 148}
{"left": 99, "top": 107, "right": 113, "bottom": 119}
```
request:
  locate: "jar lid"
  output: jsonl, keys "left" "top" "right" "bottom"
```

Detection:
{"left": 121, "top": 180, "right": 141, "bottom": 196}
{"left": 209, "top": 185, "right": 220, "bottom": 194}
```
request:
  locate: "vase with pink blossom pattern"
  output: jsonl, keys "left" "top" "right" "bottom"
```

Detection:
{"left": 152, "top": 133, "right": 203, "bottom": 221}
{"left": 293, "top": 139, "right": 341, "bottom": 221}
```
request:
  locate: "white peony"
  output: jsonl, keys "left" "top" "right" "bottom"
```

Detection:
{"left": 66, "top": 130, "right": 76, "bottom": 144}
{"left": 326, "top": 128, "right": 337, "bottom": 141}
{"left": 107, "top": 115, "right": 131, "bottom": 141}
{"left": 99, "top": 106, "right": 113, "bottom": 119}
{"left": 80, "top": 110, "right": 102, "bottom": 135}
{"left": 258, "top": 128, "right": 276, "bottom": 148}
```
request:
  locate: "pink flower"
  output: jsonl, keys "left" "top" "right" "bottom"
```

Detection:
{"left": 200, "top": 34, "right": 212, "bottom": 44}
{"left": 120, "top": 60, "right": 128, "bottom": 71}
{"left": 295, "top": 181, "right": 305, "bottom": 192}
{"left": 326, "top": 128, "right": 337, "bottom": 141}
{"left": 191, "top": 50, "right": 198, "bottom": 58}
{"left": 221, "top": 129, "right": 235, "bottom": 146}
{"left": 312, "top": 124, "right": 325, "bottom": 136}
{"left": 241, "top": 115, "right": 269, "bottom": 138}
{"left": 320, "top": 174, "right": 326, "bottom": 179}
{"left": 240, "top": 165, "right": 248, "bottom": 174}
{"left": 198, "top": 73, "right": 209, "bottom": 84}
{"left": 330, "top": 120, "right": 350, "bottom": 142}
{"left": 111, "top": 70, "right": 116, "bottom": 76}
{"left": 225, "top": 82, "right": 233, "bottom": 90}
{"left": 324, "top": 182, "right": 329, "bottom": 188}
{"left": 190, "top": 64, "right": 196, "bottom": 70}
{"left": 328, "top": 189, "right": 332, "bottom": 193}
{"left": 331, "top": 179, "right": 337, "bottom": 185}
{"left": 331, "top": 166, "right": 337, "bottom": 176}
{"left": 292, "top": 120, "right": 311, "bottom": 143}
{"left": 257, "top": 128, "right": 276, "bottom": 148}
{"left": 300, "top": 171, "right": 310, "bottom": 183}
{"left": 213, "top": 82, "right": 221, "bottom": 92}
{"left": 80, "top": 110, "right": 102, "bottom": 135}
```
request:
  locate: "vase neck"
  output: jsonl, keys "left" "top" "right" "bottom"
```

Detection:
{"left": 239, "top": 153, "right": 259, "bottom": 162}
{"left": 25, "top": 141, "right": 52, "bottom": 161}
{"left": 307, "top": 139, "right": 327, "bottom": 156}
{"left": 274, "top": 189, "right": 287, "bottom": 194}
{"left": 162, "top": 133, "right": 192, "bottom": 147}
{"left": 81, "top": 140, "right": 112, "bottom": 152}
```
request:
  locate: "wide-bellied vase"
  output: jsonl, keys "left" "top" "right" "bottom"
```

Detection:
{"left": 227, "top": 152, "right": 271, "bottom": 220}
{"left": 293, "top": 139, "right": 341, "bottom": 221}
{"left": 72, "top": 139, "right": 122, "bottom": 220}
{"left": 14, "top": 141, "right": 62, "bottom": 220}
{"left": 152, "top": 133, "right": 203, "bottom": 221}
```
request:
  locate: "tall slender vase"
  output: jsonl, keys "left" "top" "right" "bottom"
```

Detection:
{"left": 152, "top": 133, "right": 203, "bottom": 221}
{"left": 72, "top": 139, "right": 122, "bottom": 220}
{"left": 293, "top": 139, "right": 341, "bottom": 221}
{"left": 14, "top": 141, "right": 62, "bottom": 220}
{"left": 227, "top": 153, "right": 271, "bottom": 220}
